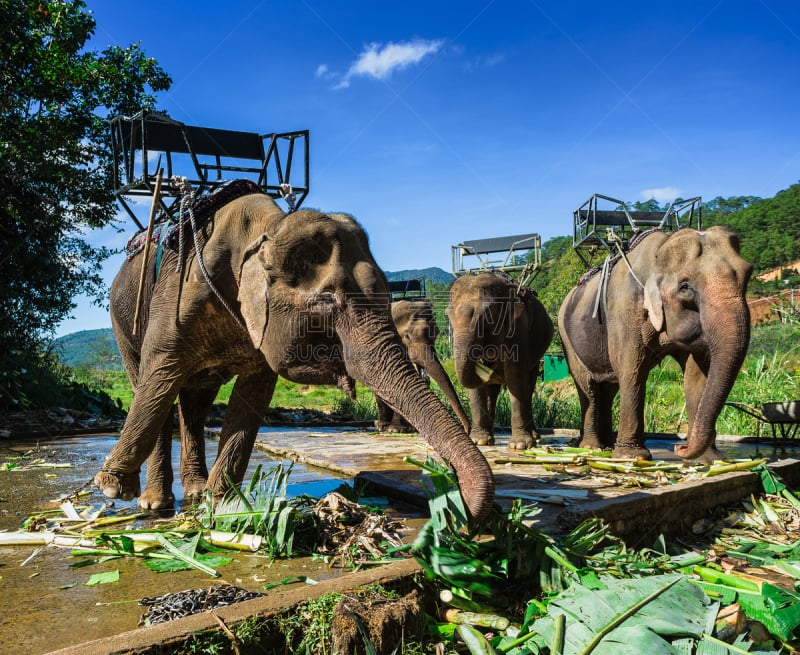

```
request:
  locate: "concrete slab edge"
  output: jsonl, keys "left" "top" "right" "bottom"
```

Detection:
{"left": 46, "top": 558, "right": 422, "bottom": 655}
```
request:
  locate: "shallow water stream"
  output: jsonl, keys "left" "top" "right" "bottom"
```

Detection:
{"left": 0, "top": 434, "right": 352, "bottom": 655}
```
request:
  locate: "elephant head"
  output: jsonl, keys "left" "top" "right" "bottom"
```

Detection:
{"left": 391, "top": 299, "right": 470, "bottom": 433}
{"left": 236, "top": 204, "right": 494, "bottom": 520}
{"left": 642, "top": 226, "right": 752, "bottom": 459}
{"left": 448, "top": 272, "right": 519, "bottom": 388}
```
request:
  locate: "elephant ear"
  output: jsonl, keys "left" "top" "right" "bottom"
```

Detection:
{"left": 643, "top": 275, "right": 664, "bottom": 332}
{"left": 237, "top": 235, "right": 270, "bottom": 349}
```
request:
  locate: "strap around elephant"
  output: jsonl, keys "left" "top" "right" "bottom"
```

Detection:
{"left": 172, "top": 176, "right": 249, "bottom": 333}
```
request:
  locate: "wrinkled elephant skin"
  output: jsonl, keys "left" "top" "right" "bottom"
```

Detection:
{"left": 97, "top": 195, "right": 495, "bottom": 521}
{"left": 447, "top": 272, "right": 554, "bottom": 450}
{"left": 558, "top": 226, "right": 752, "bottom": 462}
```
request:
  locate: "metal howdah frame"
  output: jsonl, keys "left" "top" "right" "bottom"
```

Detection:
{"left": 109, "top": 110, "right": 309, "bottom": 229}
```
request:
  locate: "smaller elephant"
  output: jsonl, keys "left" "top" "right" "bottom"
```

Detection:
{"left": 375, "top": 299, "right": 470, "bottom": 434}
{"left": 447, "top": 271, "right": 554, "bottom": 450}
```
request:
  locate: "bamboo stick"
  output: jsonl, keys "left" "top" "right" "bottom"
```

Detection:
{"left": 133, "top": 167, "right": 164, "bottom": 336}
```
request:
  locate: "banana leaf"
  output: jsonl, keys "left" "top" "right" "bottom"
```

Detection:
{"left": 734, "top": 581, "right": 800, "bottom": 643}
{"left": 531, "top": 574, "right": 713, "bottom": 655}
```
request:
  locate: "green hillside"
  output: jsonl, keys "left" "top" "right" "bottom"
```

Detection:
{"left": 384, "top": 267, "right": 454, "bottom": 285}
{"left": 52, "top": 329, "right": 122, "bottom": 371}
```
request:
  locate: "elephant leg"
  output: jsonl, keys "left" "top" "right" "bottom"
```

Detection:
{"left": 506, "top": 377, "right": 535, "bottom": 450}
{"left": 96, "top": 374, "right": 184, "bottom": 500}
{"left": 681, "top": 353, "right": 725, "bottom": 463}
{"left": 206, "top": 369, "right": 277, "bottom": 498}
{"left": 468, "top": 385, "right": 496, "bottom": 446}
{"left": 386, "top": 413, "right": 414, "bottom": 433}
{"left": 613, "top": 373, "right": 652, "bottom": 460}
{"left": 178, "top": 385, "right": 218, "bottom": 499}
{"left": 597, "top": 383, "right": 618, "bottom": 448}
{"left": 374, "top": 395, "right": 413, "bottom": 432}
{"left": 139, "top": 415, "right": 176, "bottom": 510}
{"left": 577, "top": 379, "right": 604, "bottom": 449}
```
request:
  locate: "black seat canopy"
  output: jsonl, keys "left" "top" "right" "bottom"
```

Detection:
{"left": 110, "top": 110, "right": 309, "bottom": 228}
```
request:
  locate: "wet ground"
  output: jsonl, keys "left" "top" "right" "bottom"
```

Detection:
{"left": 2, "top": 426, "right": 799, "bottom": 654}
{"left": 0, "top": 432, "right": 359, "bottom": 655}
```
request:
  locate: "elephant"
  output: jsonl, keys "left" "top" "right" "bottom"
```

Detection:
{"left": 374, "top": 299, "right": 470, "bottom": 434}
{"left": 557, "top": 226, "right": 752, "bottom": 462}
{"left": 447, "top": 271, "right": 554, "bottom": 450}
{"left": 95, "top": 192, "right": 495, "bottom": 522}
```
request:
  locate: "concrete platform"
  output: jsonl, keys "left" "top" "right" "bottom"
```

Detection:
{"left": 252, "top": 426, "right": 800, "bottom": 545}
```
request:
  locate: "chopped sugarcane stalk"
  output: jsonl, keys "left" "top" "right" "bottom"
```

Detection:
{"left": 705, "top": 459, "right": 768, "bottom": 476}
{"left": 442, "top": 608, "right": 510, "bottom": 631}
{"left": 439, "top": 589, "right": 492, "bottom": 613}
{"left": 497, "top": 488, "right": 589, "bottom": 500}
{"left": 551, "top": 613, "right": 566, "bottom": 655}
{"left": 0, "top": 531, "right": 54, "bottom": 546}
{"left": 494, "top": 456, "right": 585, "bottom": 465}
{"left": 205, "top": 530, "right": 263, "bottom": 552}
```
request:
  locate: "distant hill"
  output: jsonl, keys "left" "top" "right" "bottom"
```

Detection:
{"left": 384, "top": 267, "right": 454, "bottom": 286}
{"left": 52, "top": 328, "right": 122, "bottom": 371}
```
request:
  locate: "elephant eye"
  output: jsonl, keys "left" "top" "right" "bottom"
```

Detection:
{"left": 677, "top": 281, "right": 696, "bottom": 303}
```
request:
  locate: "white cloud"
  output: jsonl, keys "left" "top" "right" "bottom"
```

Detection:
{"left": 336, "top": 39, "right": 444, "bottom": 89}
{"left": 640, "top": 186, "right": 682, "bottom": 203}
{"left": 315, "top": 64, "right": 329, "bottom": 78}
{"left": 464, "top": 53, "right": 505, "bottom": 73}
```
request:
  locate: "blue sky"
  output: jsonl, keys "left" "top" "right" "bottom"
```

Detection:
{"left": 55, "top": 0, "right": 800, "bottom": 337}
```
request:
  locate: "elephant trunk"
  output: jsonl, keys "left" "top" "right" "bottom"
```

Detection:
{"left": 676, "top": 298, "right": 751, "bottom": 460}
{"left": 453, "top": 332, "right": 482, "bottom": 388}
{"left": 338, "top": 309, "right": 494, "bottom": 521}
{"left": 418, "top": 342, "right": 471, "bottom": 433}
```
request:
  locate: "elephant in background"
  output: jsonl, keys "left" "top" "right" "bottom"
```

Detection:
{"left": 558, "top": 226, "right": 752, "bottom": 462}
{"left": 97, "top": 193, "right": 495, "bottom": 521}
{"left": 375, "top": 299, "right": 470, "bottom": 434}
{"left": 447, "top": 271, "right": 554, "bottom": 450}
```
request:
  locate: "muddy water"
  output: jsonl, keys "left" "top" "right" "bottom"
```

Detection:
{"left": 0, "top": 434, "right": 353, "bottom": 655}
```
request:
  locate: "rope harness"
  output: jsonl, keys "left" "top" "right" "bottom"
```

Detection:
{"left": 589, "top": 228, "right": 656, "bottom": 320}
{"left": 170, "top": 176, "right": 248, "bottom": 332}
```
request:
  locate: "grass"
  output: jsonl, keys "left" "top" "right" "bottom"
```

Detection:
{"left": 74, "top": 321, "right": 799, "bottom": 438}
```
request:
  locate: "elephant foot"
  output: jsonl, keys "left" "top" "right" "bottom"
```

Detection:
{"left": 181, "top": 476, "right": 208, "bottom": 499}
{"left": 612, "top": 444, "right": 652, "bottom": 460}
{"left": 508, "top": 433, "right": 536, "bottom": 450}
{"left": 138, "top": 487, "right": 176, "bottom": 510}
{"left": 470, "top": 428, "right": 495, "bottom": 447}
{"left": 386, "top": 423, "right": 415, "bottom": 434}
{"left": 94, "top": 469, "right": 141, "bottom": 501}
{"left": 678, "top": 445, "right": 727, "bottom": 465}
{"left": 578, "top": 436, "right": 605, "bottom": 450}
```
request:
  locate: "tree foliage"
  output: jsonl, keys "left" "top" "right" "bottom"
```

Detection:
{"left": 703, "top": 185, "right": 800, "bottom": 274}
{"left": 0, "top": 0, "right": 170, "bottom": 409}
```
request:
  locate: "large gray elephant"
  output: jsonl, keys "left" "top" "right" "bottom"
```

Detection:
{"left": 375, "top": 299, "right": 470, "bottom": 434}
{"left": 95, "top": 192, "right": 495, "bottom": 521}
{"left": 447, "top": 271, "right": 554, "bottom": 450}
{"left": 558, "top": 226, "right": 752, "bottom": 462}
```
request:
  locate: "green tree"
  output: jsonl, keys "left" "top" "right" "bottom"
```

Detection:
{"left": 529, "top": 235, "right": 585, "bottom": 348}
{"left": 0, "top": 0, "right": 170, "bottom": 409}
